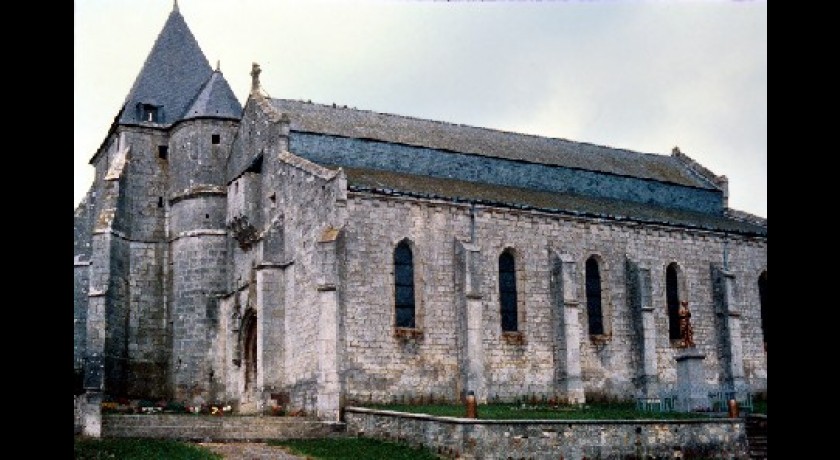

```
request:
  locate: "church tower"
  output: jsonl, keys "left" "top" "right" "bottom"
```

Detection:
{"left": 75, "top": 0, "right": 242, "bottom": 422}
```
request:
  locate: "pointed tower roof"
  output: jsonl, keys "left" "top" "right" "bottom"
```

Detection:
{"left": 117, "top": 4, "right": 214, "bottom": 125}
{"left": 182, "top": 68, "right": 243, "bottom": 121}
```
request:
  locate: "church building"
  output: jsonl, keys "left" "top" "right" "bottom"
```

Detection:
{"left": 74, "top": 3, "right": 768, "bottom": 422}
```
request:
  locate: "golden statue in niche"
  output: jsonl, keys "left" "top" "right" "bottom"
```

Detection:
{"left": 679, "top": 301, "right": 695, "bottom": 348}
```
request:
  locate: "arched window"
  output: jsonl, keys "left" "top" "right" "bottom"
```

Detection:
{"left": 394, "top": 240, "right": 415, "bottom": 328}
{"left": 666, "top": 263, "right": 681, "bottom": 340}
{"left": 759, "top": 271, "right": 767, "bottom": 349}
{"left": 585, "top": 256, "right": 604, "bottom": 335}
{"left": 499, "top": 249, "right": 518, "bottom": 332}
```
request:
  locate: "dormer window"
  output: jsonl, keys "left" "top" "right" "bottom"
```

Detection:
{"left": 138, "top": 103, "right": 161, "bottom": 123}
{"left": 143, "top": 105, "right": 158, "bottom": 122}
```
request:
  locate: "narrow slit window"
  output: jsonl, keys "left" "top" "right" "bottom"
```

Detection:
{"left": 666, "top": 263, "right": 681, "bottom": 340}
{"left": 499, "top": 249, "right": 518, "bottom": 332}
{"left": 585, "top": 257, "right": 604, "bottom": 335}
{"left": 158, "top": 146, "right": 168, "bottom": 160}
{"left": 393, "top": 240, "right": 415, "bottom": 328}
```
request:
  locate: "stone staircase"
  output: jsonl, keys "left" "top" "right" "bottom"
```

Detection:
{"left": 745, "top": 414, "right": 767, "bottom": 459}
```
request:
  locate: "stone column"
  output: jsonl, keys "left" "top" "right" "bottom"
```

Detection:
{"left": 316, "top": 227, "right": 342, "bottom": 420}
{"left": 455, "top": 240, "right": 486, "bottom": 403}
{"left": 625, "top": 257, "right": 659, "bottom": 397}
{"left": 552, "top": 252, "right": 585, "bottom": 404}
{"left": 714, "top": 264, "right": 746, "bottom": 392}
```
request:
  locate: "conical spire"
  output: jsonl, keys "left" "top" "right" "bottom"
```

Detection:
{"left": 183, "top": 69, "right": 243, "bottom": 121}
{"left": 117, "top": 5, "right": 213, "bottom": 125}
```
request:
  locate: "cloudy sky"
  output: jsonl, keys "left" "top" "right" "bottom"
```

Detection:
{"left": 74, "top": 0, "right": 766, "bottom": 217}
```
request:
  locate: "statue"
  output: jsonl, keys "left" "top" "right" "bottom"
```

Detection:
{"left": 678, "top": 301, "right": 694, "bottom": 348}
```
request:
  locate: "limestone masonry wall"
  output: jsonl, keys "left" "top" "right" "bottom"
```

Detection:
{"left": 341, "top": 193, "right": 767, "bottom": 403}
{"left": 272, "top": 153, "right": 343, "bottom": 414}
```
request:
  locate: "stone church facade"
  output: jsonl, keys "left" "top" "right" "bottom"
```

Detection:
{"left": 74, "top": 4, "right": 767, "bottom": 423}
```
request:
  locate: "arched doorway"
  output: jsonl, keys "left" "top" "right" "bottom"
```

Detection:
{"left": 240, "top": 308, "right": 258, "bottom": 397}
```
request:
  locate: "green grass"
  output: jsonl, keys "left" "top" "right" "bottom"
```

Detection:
{"left": 364, "top": 402, "right": 710, "bottom": 420}
{"left": 74, "top": 437, "right": 221, "bottom": 460}
{"left": 269, "top": 437, "right": 439, "bottom": 460}
{"left": 752, "top": 399, "right": 767, "bottom": 414}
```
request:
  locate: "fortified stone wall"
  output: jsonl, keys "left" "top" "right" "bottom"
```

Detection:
{"left": 119, "top": 128, "right": 172, "bottom": 397}
{"left": 101, "top": 231, "right": 130, "bottom": 396}
{"left": 227, "top": 97, "right": 287, "bottom": 184}
{"left": 271, "top": 151, "right": 344, "bottom": 414}
{"left": 341, "top": 193, "right": 767, "bottom": 403}
{"left": 168, "top": 120, "right": 237, "bottom": 402}
{"left": 121, "top": 127, "right": 170, "bottom": 241}
{"left": 227, "top": 94, "right": 348, "bottom": 414}
{"left": 171, "top": 120, "right": 238, "bottom": 194}
{"left": 75, "top": 191, "right": 95, "bottom": 371}
{"left": 126, "top": 241, "right": 169, "bottom": 398}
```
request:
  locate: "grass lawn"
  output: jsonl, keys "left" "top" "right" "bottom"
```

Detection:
{"left": 74, "top": 437, "right": 221, "bottom": 460}
{"left": 363, "top": 402, "right": 712, "bottom": 420}
{"left": 752, "top": 399, "right": 767, "bottom": 414}
{"left": 269, "top": 437, "right": 439, "bottom": 460}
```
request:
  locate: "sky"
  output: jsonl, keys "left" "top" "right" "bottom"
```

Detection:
{"left": 74, "top": 0, "right": 767, "bottom": 218}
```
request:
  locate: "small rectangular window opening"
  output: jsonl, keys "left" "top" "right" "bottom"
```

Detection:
{"left": 212, "top": 134, "right": 221, "bottom": 145}
{"left": 158, "top": 146, "right": 168, "bottom": 160}
{"left": 157, "top": 197, "right": 164, "bottom": 208}
{"left": 141, "top": 104, "right": 159, "bottom": 123}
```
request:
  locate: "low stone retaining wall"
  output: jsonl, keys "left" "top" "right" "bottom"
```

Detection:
{"left": 344, "top": 407, "right": 749, "bottom": 460}
{"left": 102, "top": 415, "right": 346, "bottom": 442}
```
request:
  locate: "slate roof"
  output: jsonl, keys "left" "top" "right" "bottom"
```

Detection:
{"left": 341, "top": 167, "right": 766, "bottom": 236}
{"left": 183, "top": 70, "right": 243, "bottom": 120}
{"left": 118, "top": 6, "right": 215, "bottom": 125}
{"left": 271, "top": 99, "right": 716, "bottom": 189}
